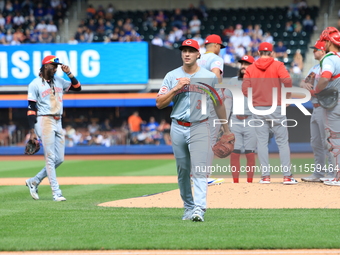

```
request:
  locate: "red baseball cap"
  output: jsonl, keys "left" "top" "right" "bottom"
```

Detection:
{"left": 42, "top": 55, "right": 62, "bottom": 65}
{"left": 258, "top": 42, "right": 273, "bottom": 52}
{"left": 179, "top": 39, "right": 200, "bottom": 51}
{"left": 238, "top": 55, "right": 255, "bottom": 64}
{"left": 309, "top": 40, "right": 326, "bottom": 51}
{"left": 205, "top": 34, "right": 225, "bottom": 48}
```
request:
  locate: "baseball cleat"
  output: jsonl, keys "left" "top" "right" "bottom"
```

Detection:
{"left": 283, "top": 176, "right": 298, "bottom": 185}
{"left": 191, "top": 207, "right": 205, "bottom": 222}
{"left": 320, "top": 177, "right": 334, "bottom": 182}
{"left": 182, "top": 208, "right": 193, "bottom": 220}
{"left": 208, "top": 178, "right": 225, "bottom": 186}
{"left": 259, "top": 176, "right": 271, "bottom": 184}
{"left": 301, "top": 175, "right": 322, "bottom": 182}
{"left": 53, "top": 194, "right": 66, "bottom": 202}
{"left": 323, "top": 179, "right": 340, "bottom": 186}
{"left": 25, "top": 178, "right": 39, "bottom": 200}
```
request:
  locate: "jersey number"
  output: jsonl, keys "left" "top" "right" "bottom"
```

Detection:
{"left": 196, "top": 100, "right": 201, "bottom": 110}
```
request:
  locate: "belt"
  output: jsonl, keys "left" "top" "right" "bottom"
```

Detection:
{"left": 236, "top": 115, "right": 249, "bottom": 120}
{"left": 40, "top": 115, "right": 61, "bottom": 120}
{"left": 176, "top": 118, "right": 208, "bottom": 127}
{"left": 313, "top": 103, "right": 320, "bottom": 108}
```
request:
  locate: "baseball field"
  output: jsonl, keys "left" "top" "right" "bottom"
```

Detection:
{"left": 0, "top": 154, "right": 340, "bottom": 254}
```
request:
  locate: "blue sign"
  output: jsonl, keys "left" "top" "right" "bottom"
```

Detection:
{"left": 0, "top": 42, "right": 148, "bottom": 85}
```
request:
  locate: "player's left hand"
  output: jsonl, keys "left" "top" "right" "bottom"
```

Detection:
{"left": 61, "top": 65, "right": 70, "bottom": 74}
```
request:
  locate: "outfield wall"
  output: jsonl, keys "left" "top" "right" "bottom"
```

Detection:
{"left": 0, "top": 141, "right": 312, "bottom": 156}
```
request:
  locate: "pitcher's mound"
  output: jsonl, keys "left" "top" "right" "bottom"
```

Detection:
{"left": 98, "top": 178, "right": 340, "bottom": 209}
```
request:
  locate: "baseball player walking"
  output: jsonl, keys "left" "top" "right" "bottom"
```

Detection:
{"left": 156, "top": 39, "right": 231, "bottom": 221}
{"left": 242, "top": 42, "right": 298, "bottom": 184}
{"left": 225, "top": 55, "right": 257, "bottom": 183}
{"left": 300, "top": 40, "right": 335, "bottom": 182}
{"left": 25, "top": 55, "right": 81, "bottom": 201}
{"left": 197, "top": 34, "right": 226, "bottom": 185}
{"left": 313, "top": 27, "right": 340, "bottom": 186}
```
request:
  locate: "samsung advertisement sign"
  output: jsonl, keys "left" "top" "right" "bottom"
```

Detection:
{"left": 0, "top": 42, "right": 148, "bottom": 85}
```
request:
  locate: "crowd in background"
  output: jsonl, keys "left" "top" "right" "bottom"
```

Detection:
{"left": 0, "top": 112, "right": 172, "bottom": 147}
{"left": 70, "top": 0, "right": 314, "bottom": 69}
{"left": 0, "top": 0, "right": 70, "bottom": 45}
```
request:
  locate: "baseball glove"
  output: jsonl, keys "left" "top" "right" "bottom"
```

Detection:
{"left": 315, "top": 88, "right": 339, "bottom": 109}
{"left": 212, "top": 133, "right": 235, "bottom": 158}
{"left": 25, "top": 139, "right": 40, "bottom": 155}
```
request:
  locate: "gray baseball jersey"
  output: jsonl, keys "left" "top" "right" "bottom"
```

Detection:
{"left": 197, "top": 52, "right": 225, "bottom": 167}
{"left": 28, "top": 76, "right": 72, "bottom": 116}
{"left": 27, "top": 76, "right": 72, "bottom": 197}
{"left": 158, "top": 66, "right": 217, "bottom": 211}
{"left": 320, "top": 52, "right": 340, "bottom": 174}
{"left": 304, "top": 63, "right": 333, "bottom": 176}
{"left": 226, "top": 76, "right": 256, "bottom": 151}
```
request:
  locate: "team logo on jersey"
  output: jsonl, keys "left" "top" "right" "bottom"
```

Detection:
{"left": 215, "top": 61, "right": 221, "bottom": 66}
{"left": 159, "top": 86, "right": 168, "bottom": 94}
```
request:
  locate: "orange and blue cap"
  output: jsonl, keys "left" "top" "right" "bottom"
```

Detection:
{"left": 42, "top": 55, "right": 62, "bottom": 65}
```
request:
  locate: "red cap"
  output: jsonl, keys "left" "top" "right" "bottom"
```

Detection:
{"left": 258, "top": 42, "right": 273, "bottom": 52}
{"left": 309, "top": 40, "right": 326, "bottom": 51}
{"left": 42, "top": 55, "right": 62, "bottom": 65}
{"left": 205, "top": 34, "right": 225, "bottom": 48}
{"left": 238, "top": 55, "right": 255, "bottom": 64}
{"left": 179, "top": 39, "right": 200, "bottom": 51}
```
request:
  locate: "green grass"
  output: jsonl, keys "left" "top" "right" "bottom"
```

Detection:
{"left": 0, "top": 159, "right": 177, "bottom": 177}
{"left": 0, "top": 157, "right": 315, "bottom": 178}
{"left": 1, "top": 184, "right": 340, "bottom": 250}
{"left": 1, "top": 157, "right": 339, "bottom": 250}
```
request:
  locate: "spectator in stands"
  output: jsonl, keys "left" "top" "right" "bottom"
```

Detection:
{"left": 192, "top": 33, "right": 204, "bottom": 47}
{"left": 147, "top": 116, "right": 159, "bottom": 135}
{"left": 151, "top": 35, "right": 163, "bottom": 47}
{"left": 88, "top": 119, "right": 100, "bottom": 135}
{"left": 101, "top": 118, "right": 112, "bottom": 132}
{"left": 244, "top": 25, "right": 254, "bottom": 36}
{"left": 222, "top": 42, "right": 236, "bottom": 65}
{"left": 222, "top": 25, "right": 234, "bottom": 42}
{"left": 290, "top": 49, "right": 304, "bottom": 86}
{"left": 234, "top": 24, "right": 244, "bottom": 36}
{"left": 287, "top": 0, "right": 299, "bottom": 18}
{"left": 293, "top": 21, "right": 303, "bottom": 33}
{"left": 128, "top": 111, "right": 143, "bottom": 142}
{"left": 198, "top": 0, "right": 208, "bottom": 18}
{"left": 171, "top": 8, "right": 183, "bottom": 28}
{"left": 36, "top": 19, "right": 47, "bottom": 32}
{"left": 172, "top": 26, "right": 184, "bottom": 42}
{"left": 229, "top": 32, "right": 243, "bottom": 48}
{"left": 0, "top": 0, "right": 4, "bottom": 12}
{"left": 74, "top": 26, "right": 84, "bottom": 41}
{"left": 0, "top": 14, "right": 5, "bottom": 30}
{"left": 96, "top": 5, "right": 105, "bottom": 19}
{"left": 155, "top": 11, "right": 166, "bottom": 24}
{"left": 8, "top": 121, "right": 16, "bottom": 144}
{"left": 0, "top": 29, "right": 6, "bottom": 44}
{"left": 189, "top": 15, "right": 201, "bottom": 34}
{"left": 253, "top": 24, "right": 263, "bottom": 39}
{"left": 38, "top": 28, "right": 53, "bottom": 43}
{"left": 274, "top": 41, "right": 288, "bottom": 60}
{"left": 84, "top": 27, "right": 94, "bottom": 42}
{"left": 284, "top": 21, "right": 294, "bottom": 32}
{"left": 46, "top": 20, "right": 58, "bottom": 41}
{"left": 86, "top": 4, "right": 96, "bottom": 19}
{"left": 262, "top": 32, "right": 274, "bottom": 44}
{"left": 235, "top": 44, "right": 246, "bottom": 61}
{"left": 34, "top": 2, "right": 45, "bottom": 19}
{"left": 68, "top": 36, "right": 77, "bottom": 44}
{"left": 71, "top": 128, "right": 83, "bottom": 146}
{"left": 13, "top": 27, "right": 25, "bottom": 43}
{"left": 158, "top": 119, "right": 171, "bottom": 133}
{"left": 65, "top": 125, "right": 75, "bottom": 147}
{"left": 101, "top": 132, "right": 112, "bottom": 147}
{"left": 13, "top": 11, "right": 25, "bottom": 28}
{"left": 45, "top": 6, "right": 55, "bottom": 22}
{"left": 302, "top": 14, "right": 314, "bottom": 33}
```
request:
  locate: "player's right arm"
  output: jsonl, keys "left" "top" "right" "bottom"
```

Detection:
{"left": 27, "top": 81, "right": 38, "bottom": 141}
{"left": 156, "top": 77, "right": 189, "bottom": 109}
